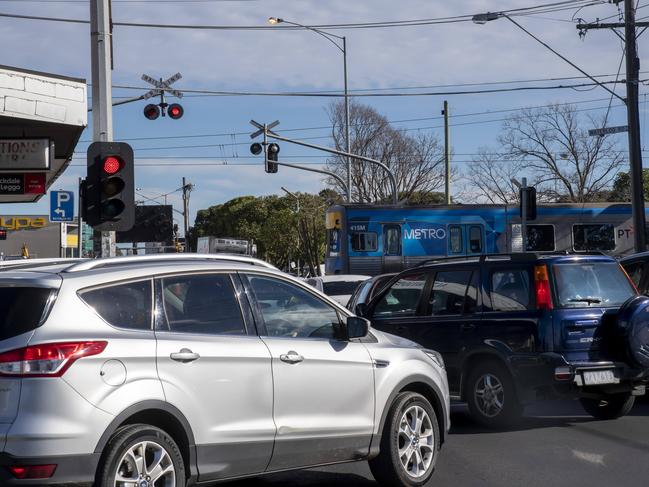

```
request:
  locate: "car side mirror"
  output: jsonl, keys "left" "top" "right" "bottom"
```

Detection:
{"left": 346, "top": 316, "right": 369, "bottom": 339}
{"left": 355, "top": 302, "right": 369, "bottom": 318}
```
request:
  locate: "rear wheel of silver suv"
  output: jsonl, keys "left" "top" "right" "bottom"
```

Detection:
{"left": 96, "top": 424, "right": 186, "bottom": 487}
{"left": 369, "top": 391, "right": 440, "bottom": 487}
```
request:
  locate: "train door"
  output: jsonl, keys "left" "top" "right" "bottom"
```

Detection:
{"left": 448, "top": 224, "right": 485, "bottom": 256}
{"left": 382, "top": 223, "right": 403, "bottom": 273}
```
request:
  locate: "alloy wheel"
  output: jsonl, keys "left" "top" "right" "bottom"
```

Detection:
{"left": 114, "top": 440, "right": 176, "bottom": 487}
{"left": 397, "top": 404, "right": 436, "bottom": 478}
{"left": 474, "top": 373, "right": 505, "bottom": 418}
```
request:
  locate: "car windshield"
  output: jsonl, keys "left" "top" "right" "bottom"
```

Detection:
{"left": 552, "top": 262, "right": 636, "bottom": 308}
{"left": 323, "top": 280, "right": 364, "bottom": 296}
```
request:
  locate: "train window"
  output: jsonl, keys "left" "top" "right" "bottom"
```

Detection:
{"left": 573, "top": 224, "right": 615, "bottom": 251}
{"left": 469, "top": 226, "right": 483, "bottom": 253}
{"left": 449, "top": 225, "right": 463, "bottom": 254}
{"left": 526, "top": 225, "right": 555, "bottom": 251}
{"left": 384, "top": 225, "right": 402, "bottom": 256}
{"left": 351, "top": 232, "right": 378, "bottom": 252}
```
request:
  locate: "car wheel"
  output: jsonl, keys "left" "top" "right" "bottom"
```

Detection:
{"left": 466, "top": 360, "right": 522, "bottom": 428}
{"left": 369, "top": 391, "right": 440, "bottom": 487}
{"left": 580, "top": 393, "right": 635, "bottom": 420}
{"left": 96, "top": 424, "right": 186, "bottom": 487}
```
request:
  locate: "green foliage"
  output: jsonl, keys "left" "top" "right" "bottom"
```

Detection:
{"left": 608, "top": 169, "right": 649, "bottom": 202}
{"left": 193, "top": 192, "right": 329, "bottom": 274}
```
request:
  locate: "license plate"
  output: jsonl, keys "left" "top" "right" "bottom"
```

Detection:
{"left": 582, "top": 369, "right": 617, "bottom": 385}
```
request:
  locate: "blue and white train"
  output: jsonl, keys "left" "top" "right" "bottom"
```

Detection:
{"left": 325, "top": 203, "right": 645, "bottom": 276}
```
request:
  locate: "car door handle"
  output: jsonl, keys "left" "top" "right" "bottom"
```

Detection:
{"left": 170, "top": 348, "right": 200, "bottom": 363}
{"left": 280, "top": 351, "right": 304, "bottom": 364}
{"left": 461, "top": 323, "right": 476, "bottom": 331}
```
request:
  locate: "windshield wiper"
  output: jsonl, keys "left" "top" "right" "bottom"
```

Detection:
{"left": 568, "top": 297, "right": 602, "bottom": 305}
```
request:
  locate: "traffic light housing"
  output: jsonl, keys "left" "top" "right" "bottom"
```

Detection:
{"left": 144, "top": 104, "right": 160, "bottom": 120}
{"left": 266, "top": 143, "right": 279, "bottom": 174}
{"left": 85, "top": 141, "right": 135, "bottom": 232}
{"left": 168, "top": 103, "right": 184, "bottom": 120}
{"left": 519, "top": 186, "right": 537, "bottom": 220}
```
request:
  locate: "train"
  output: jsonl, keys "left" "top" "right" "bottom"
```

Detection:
{"left": 324, "top": 203, "right": 644, "bottom": 276}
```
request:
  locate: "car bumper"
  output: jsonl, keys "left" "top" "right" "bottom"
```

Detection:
{"left": 0, "top": 452, "right": 99, "bottom": 485}
{"left": 510, "top": 353, "right": 648, "bottom": 402}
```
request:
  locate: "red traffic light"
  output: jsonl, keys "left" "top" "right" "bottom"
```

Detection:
{"left": 168, "top": 103, "right": 184, "bottom": 120}
{"left": 144, "top": 104, "right": 161, "bottom": 120}
{"left": 102, "top": 156, "right": 123, "bottom": 175}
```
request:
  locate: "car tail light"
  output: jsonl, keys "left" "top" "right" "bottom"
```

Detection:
{"left": 534, "top": 265, "right": 553, "bottom": 310}
{"left": 0, "top": 341, "right": 107, "bottom": 378}
{"left": 8, "top": 464, "right": 57, "bottom": 479}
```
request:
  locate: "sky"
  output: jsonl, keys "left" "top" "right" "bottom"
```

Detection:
{"left": 0, "top": 0, "right": 646, "bottom": 231}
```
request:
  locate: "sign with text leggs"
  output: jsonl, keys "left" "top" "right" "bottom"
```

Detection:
{"left": 0, "top": 174, "right": 46, "bottom": 195}
{"left": 0, "top": 139, "right": 52, "bottom": 170}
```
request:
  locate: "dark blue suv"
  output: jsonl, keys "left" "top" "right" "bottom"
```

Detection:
{"left": 358, "top": 253, "right": 649, "bottom": 428}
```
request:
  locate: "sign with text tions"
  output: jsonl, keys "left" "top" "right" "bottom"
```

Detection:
{"left": 0, "top": 174, "right": 46, "bottom": 195}
{"left": 0, "top": 139, "right": 52, "bottom": 170}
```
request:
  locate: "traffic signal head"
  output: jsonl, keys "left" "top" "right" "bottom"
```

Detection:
{"left": 168, "top": 103, "right": 184, "bottom": 120}
{"left": 144, "top": 104, "right": 161, "bottom": 120}
{"left": 85, "top": 141, "right": 135, "bottom": 232}
{"left": 250, "top": 142, "right": 263, "bottom": 155}
{"left": 266, "top": 143, "right": 280, "bottom": 174}
{"left": 519, "top": 186, "right": 537, "bottom": 220}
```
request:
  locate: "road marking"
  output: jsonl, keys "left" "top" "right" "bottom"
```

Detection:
{"left": 572, "top": 450, "right": 605, "bottom": 466}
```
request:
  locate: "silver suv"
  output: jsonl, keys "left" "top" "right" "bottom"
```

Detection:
{"left": 0, "top": 255, "right": 449, "bottom": 487}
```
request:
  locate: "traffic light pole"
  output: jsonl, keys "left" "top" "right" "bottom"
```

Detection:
{"left": 90, "top": 0, "right": 116, "bottom": 257}
{"left": 576, "top": 1, "right": 649, "bottom": 252}
{"left": 263, "top": 129, "right": 398, "bottom": 205}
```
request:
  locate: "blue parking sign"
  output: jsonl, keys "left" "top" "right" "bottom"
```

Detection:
{"left": 50, "top": 190, "right": 74, "bottom": 222}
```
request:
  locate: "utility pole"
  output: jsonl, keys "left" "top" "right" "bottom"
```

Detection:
{"left": 442, "top": 100, "right": 451, "bottom": 205}
{"left": 90, "top": 0, "right": 116, "bottom": 257}
{"left": 577, "top": 1, "right": 649, "bottom": 252}
{"left": 182, "top": 177, "right": 192, "bottom": 252}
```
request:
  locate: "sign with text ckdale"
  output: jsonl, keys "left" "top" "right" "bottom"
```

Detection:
{"left": 0, "top": 139, "right": 52, "bottom": 170}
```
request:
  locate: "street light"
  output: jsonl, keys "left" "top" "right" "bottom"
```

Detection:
{"left": 268, "top": 16, "right": 352, "bottom": 203}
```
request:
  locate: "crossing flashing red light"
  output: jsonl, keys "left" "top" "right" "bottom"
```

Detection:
{"left": 168, "top": 103, "right": 184, "bottom": 120}
{"left": 144, "top": 104, "right": 161, "bottom": 120}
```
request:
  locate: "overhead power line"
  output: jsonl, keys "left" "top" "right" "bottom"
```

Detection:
{"left": 0, "top": 0, "right": 605, "bottom": 30}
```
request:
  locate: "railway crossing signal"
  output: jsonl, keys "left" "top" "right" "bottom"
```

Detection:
{"left": 141, "top": 72, "right": 184, "bottom": 120}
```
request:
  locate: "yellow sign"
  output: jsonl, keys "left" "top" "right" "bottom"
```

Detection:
{"left": 0, "top": 217, "right": 47, "bottom": 230}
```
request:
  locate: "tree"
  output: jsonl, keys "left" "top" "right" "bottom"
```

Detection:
{"left": 326, "top": 101, "right": 446, "bottom": 203}
{"left": 608, "top": 169, "right": 649, "bottom": 202}
{"left": 498, "top": 104, "right": 625, "bottom": 202}
{"left": 193, "top": 193, "right": 329, "bottom": 275}
{"left": 465, "top": 149, "right": 524, "bottom": 204}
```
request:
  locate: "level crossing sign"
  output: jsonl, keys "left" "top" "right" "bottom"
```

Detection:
{"left": 50, "top": 190, "right": 74, "bottom": 222}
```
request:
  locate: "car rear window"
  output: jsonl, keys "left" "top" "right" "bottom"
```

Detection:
{"left": 323, "top": 281, "right": 363, "bottom": 296}
{"left": 80, "top": 280, "right": 153, "bottom": 330}
{"left": 0, "top": 287, "right": 55, "bottom": 341}
{"left": 552, "top": 262, "right": 636, "bottom": 308}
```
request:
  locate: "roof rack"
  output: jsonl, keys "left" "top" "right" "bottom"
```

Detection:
{"left": 416, "top": 251, "right": 609, "bottom": 268}
{"left": 0, "top": 258, "right": 87, "bottom": 270}
{"left": 62, "top": 253, "right": 277, "bottom": 273}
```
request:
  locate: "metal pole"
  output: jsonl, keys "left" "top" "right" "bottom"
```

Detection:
{"left": 443, "top": 100, "right": 451, "bottom": 204}
{"left": 343, "top": 36, "right": 352, "bottom": 203}
{"left": 521, "top": 177, "right": 528, "bottom": 252}
{"left": 78, "top": 177, "right": 83, "bottom": 258}
{"left": 90, "top": 0, "right": 115, "bottom": 257}
{"left": 625, "top": 0, "right": 646, "bottom": 252}
{"left": 182, "top": 177, "right": 190, "bottom": 252}
{"left": 275, "top": 161, "right": 348, "bottom": 196}
{"left": 266, "top": 130, "right": 398, "bottom": 205}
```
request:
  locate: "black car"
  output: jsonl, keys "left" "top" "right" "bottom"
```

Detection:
{"left": 357, "top": 253, "right": 649, "bottom": 428}
{"left": 620, "top": 251, "right": 649, "bottom": 295}
{"left": 346, "top": 273, "right": 396, "bottom": 312}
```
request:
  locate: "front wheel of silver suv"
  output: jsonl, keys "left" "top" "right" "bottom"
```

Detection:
{"left": 96, "top": 424, "right": 186, "bottom": 487}
{"left": 369, "top": 392, "right": 440, "bottom": 487}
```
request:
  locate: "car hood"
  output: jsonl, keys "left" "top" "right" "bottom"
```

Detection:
{"left": 369, "top": 327, "right": 422, "bottom": 350}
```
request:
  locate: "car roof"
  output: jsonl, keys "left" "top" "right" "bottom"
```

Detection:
{"left": 317, "top": 275, "right": 371, "bottom": 282}
{"left": 413, "top": 252, "right": 617, "bottom": 270}
{"left": 620, "top": 251, "right": 649, "bottom": 263}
